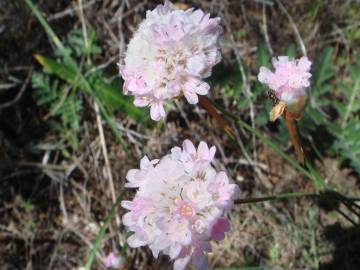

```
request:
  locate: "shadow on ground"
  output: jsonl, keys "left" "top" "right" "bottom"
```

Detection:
{"left": 320, "top": 223, "right": 360, "bottom": 270}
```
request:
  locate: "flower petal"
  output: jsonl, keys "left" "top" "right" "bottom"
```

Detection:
{"left": 210, "top": 218, "right": 230, "bottom": 241}
{"left": 127, "top": 234, "right": 146, "bottom": 248}
{"left": 174, "top": 256, "right": 191, "bottom": 270}
{"left": 183, "top": 139, "right": 196, "bottom": 155}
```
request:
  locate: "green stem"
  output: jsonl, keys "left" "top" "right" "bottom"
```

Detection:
{"left": 235, "top": 192, "right": 317, "bottom": 204}
{"left": 85, "top": 192, "right": 125, "bottom": 270}
{"left": 235, "top": 191, "right": 360, "bottom": 205}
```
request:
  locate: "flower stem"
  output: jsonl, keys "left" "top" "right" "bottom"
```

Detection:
{"left": 202, "top": 99, "right": 359, "bottom": 224}
{"left": 199, "top": 96, "right": 235, "bottom": 139}
{"left": 235, "top": 192, "right": 317, "bottom": 204}
{"left": 284, "top": 109, "right": 305, "bottom": 164}
{"left": 209, "top": 99, "right": 316, "bottom": 181}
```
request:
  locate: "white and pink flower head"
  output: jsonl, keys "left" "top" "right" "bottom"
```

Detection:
{"left": 119, "top": 1, "right": 223, "bottom": 121}
{"left": 121, "top": 140, "right": 239, "bottom": 270}
{"left": 258, "top": 56, "right": 312, "bottom": 119}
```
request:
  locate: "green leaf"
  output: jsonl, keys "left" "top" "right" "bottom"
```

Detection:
{"left": 66, "top": 28, "right": 102, "bottom": 57}
{"left": 333, "top": 116, "right": 360, "bottom": 175}
{"left": 256, "top": 42, "right": 270, "bottom": 68}
{"left": 35, "top": 54, "right": 149, "bottom": 122}
{"left": 94, "top": 79, "right": 151, "bottom": 123}
{"left": 237, "top": 98, "right": 250, "bottom": 109}
{"left": 305, "top": 0, "right": 321, "bottom": 21}
{"left": 32, "top": 71, "right": 82, "bottom": 155}
{"left": 317, "top": 84, "right": 333, "bottom": 96}
{"left": 351, "top": 100, "right": 360, "bottom": 112}
{"left": 285, "top": 43, "right": 296, "bottom": 58}
{"left": 306, "top": 108, "right": 326, "bottom": 124}
{"left": 312, "top": 47, "right": 335, "bottom": 91}
{"left": 333, "top": 100, "right": 346, "bottom": 118}
{"left": 35, "top": 55, "right": 88, "bottom": 90}
{"left": 32, "top": 73, "right": 59, "bottom": 105}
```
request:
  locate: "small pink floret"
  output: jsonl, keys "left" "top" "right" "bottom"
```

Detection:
{"left": 176, "top": 200, "right": 196, "bottom": 219}
{"left": 105, "top": 252, "right": 122, "bottom": 268}
{"left": 210, "top": 218, "right": 230, "bottom": 241}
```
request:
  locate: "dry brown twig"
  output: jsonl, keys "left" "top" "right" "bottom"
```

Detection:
{"left": 0, "top": 83, "right": 19, "bottom": 90}
{"left": 0, "top": 68, "right": 32, "bottom": 111}
{"left": 93, "top": 102, "right": 119, "bottom": 209}
{"left": 77, "top": 0, "right": 124, "bottom": 258}
{"left": 47, "top": 0, "right": 97, "bottom": 21}
{"left": 101, "top": 16, "right": 121, "bottom": 50}
{"left": 275, "top": 0, "right": 307, "bottom": 56}
{"left": 215, "top": 2, "right": 272, "bottom": 188}
{"left": 110, "top": 0, "right": 147, "bottom": 24}
{"left": 117, "top": 0, "right": 126, "bottom": 60}
{"left": 85, "top": 55, "right": 118, "bottom": 77}
{"left": 262, "top": 3, "right": 274, "bottom": 56}
{"left": 174, "top": 99, "right": 202, "bottom": 141}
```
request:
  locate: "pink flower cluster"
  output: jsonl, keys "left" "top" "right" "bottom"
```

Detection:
{"left": 119, "top": 1, "right": 223, "bottom": 121}
{"left": 121, "top": 140, "right": 239, "bottom": 270}
{"left": 258, "top": 56, "right": 312, "bottom": 106}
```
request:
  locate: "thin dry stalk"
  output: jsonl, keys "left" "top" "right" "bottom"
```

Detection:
{"left": 262, "top": 3, "right": 274, "bottom": 56}
{"left": 219, "top": 2, "right": 258, "bottom": 162}
{"left": 78, "top": 0, "right": 123, "bottom": 243}
{"left": 48, "top": 0, "right": 96, "bottom": 21}
{"left": 0, "top": 69, "right": 32, "bottom": 110}
{"left": 94, "top": 102, "right": 122, "bottom": 241}
{"left": 275, "top": 0, "right": 307, "bottom": 56}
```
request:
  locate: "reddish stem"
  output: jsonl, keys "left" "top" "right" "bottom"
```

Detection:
{"left": 284, "top": 109, "right": 305, "bottom": 164}
{"left": 198, "top": 96, "right": 235, "bottom": 138}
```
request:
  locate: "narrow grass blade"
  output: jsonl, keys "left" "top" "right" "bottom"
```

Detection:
{"left": 25, "top": 0, "right": 74, "bottom": 63}
{"left": 85, "top": 192, "right": 125, "bottom": 270}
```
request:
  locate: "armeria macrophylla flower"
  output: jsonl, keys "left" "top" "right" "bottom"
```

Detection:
{"left": 105, "top": 252, "right": 122, "bottom": 269}
{"left": 121, "top": 140, "right": 239, "bottom": 270}
{"left": 119, "top": 1, "right": 223, "bottom": 121}
{"left": 258, "top": 56, "right": 312, "bottom": 120}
